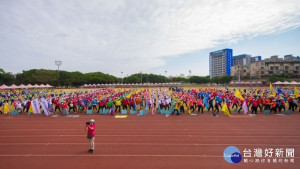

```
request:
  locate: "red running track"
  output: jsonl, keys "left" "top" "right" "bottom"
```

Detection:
{"left": 0, "top": 113, "right": 299, "bottom": 169}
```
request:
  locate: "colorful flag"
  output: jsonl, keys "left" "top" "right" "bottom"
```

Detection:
{"left": 145, "top": 99, "right": 149, "bottom": 110}
{"left": 40, "top": 98, "right": 50, "bottom": 116}
{"left": 269, "top": 83, "right": 276, "bottom": 97}
{"left": 242, "top": 101, "right": 248, "bottom": 115}
{"left": 270, "top": 83, "right": 273, "bottom": 91}
{"left": 234, "top": 90, "right": 244, "bottom": 100}
{"left": 276, "top": 88, "right": 285, "bottom": 95}
{"left": 31, "top": 99, "right": 41, "bottom": 114}
{"left": 151, "top": 103, "right": 155, "bottom": 115}
{"left": 295, "top": 86, "right": 299, "bottom": 98}
{"left": 203, "top": 97, "right": 209, "bottom": 109}
{"left": 222, "top": 104, "right": 231, "bottom": 117}
{"left": 29, "top": 104, "right": 34, "bottom": 114}
{"left": 3, "top": 102, "right": 9, "bottom": 114}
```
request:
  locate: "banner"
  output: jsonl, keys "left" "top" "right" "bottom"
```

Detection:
{"left": 40, "top": 98, "right": 50, "bottom": 116}
{"left": 234, "top": 90, "right": 244, "bottom": 100}
{"left": 3, "top": 102, "right": 9, "bottom": 114}
{"left": 270, "top": 83, "right": 276, "bottom": 97}
{"left": 270, "top": 83, "right": 273, "bottom": 91}
{"left": 31, "top": 99, "right": 41, "bottom": 114}
{"left": 295, "top": 86, "right": 299, "bottom": 98}
{"left": 222, "top": 104, "right": 231, "bottom": 117}
{"left": 242, "top": 101, "right": 248, "bottom": 115}
{"left": 276, "top": 88, "right": 285, "bottom": 95}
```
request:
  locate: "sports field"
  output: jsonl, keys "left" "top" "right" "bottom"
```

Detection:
{"left": 0, "top": 113, "right": 299, "bottom": 169}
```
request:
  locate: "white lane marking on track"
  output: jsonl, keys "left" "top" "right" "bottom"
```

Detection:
{"left": 0, "top": 154, "right": 299, "bottom": 158}
{"left": 1, "top": 128, "right": 300, "bottom": 132}
{"left": 0, "top": 135, "right": 300, "bottom": 138}
{"left": 1, "top": 119, "right": 300, "bottom": 122}
{"left": 0, "top": 143, "right": 300, "bottom": 146}
{"left": 0, "top": 154, "right": 221, "bottom": 157}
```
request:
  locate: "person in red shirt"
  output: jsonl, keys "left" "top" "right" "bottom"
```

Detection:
{"left": 62, "top": 101, "right": 68, "bottom": 115}
{"left": 189, "top": 99, "right": 195, "bottom": 113}
{"left": 278, "top": 97, "right": 286, "bottom": 113}
{"left": 54, "top": 99, "right": 61, "bottom": 113}
{"left": 129, "top": 98, "right": 135, "bottom": 110}
{"left": 122, "top": 98, "right": 129, "bottom": 110}
{"left": 257, "top": 97, "right": 262, "bottom": 112}
{"left": 25, "top": 100, "right": 31, "bottom": 113}
{"left": 196, "top": 98, "right": 203, "bottom": 114}
{"left": 97, "top": 100, "right": 104, "bottom": 112}
{"left": 86, "top": 119, "right": 96, "bottom": 154}
{"left": 251, "top": 99, "right": 258, "bottom": 114}
{"left": 232, "top": 98, "right": 238, "bottom": 110}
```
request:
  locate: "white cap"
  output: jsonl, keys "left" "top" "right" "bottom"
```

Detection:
{"left": 90, "top": 119, "right": 95, "bottom": 123}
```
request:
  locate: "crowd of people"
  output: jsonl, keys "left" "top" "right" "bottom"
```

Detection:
{"left": 0, "top": 86, "right": 299, "bottom": 116}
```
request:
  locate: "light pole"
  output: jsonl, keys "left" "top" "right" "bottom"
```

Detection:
{"left": 165, "top": 70, "right": 167, "bottom": 83}
{"left": 121, "top": 72, "right": 123, "bottom": 83}
{"left": 238, "top": 65, "right": 241, "bottom": 87}
{"left": 189, "top": 70, "right": 191, "bottom": 76}
{"left": 55, "top": 60, "right": 62, "bottom": 87}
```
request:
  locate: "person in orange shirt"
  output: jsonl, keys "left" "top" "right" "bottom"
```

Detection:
{"left": 189, "top": 99, "right": 195, "bottom": 113}
{"left": 270, "top": 99, "right": 277, "bottom": 114}
{"left": 278, "top": 98, "right": 286, "bottom": 113}
{"left": 265, "top": 98, "right": 271, "bottom": 111}
{"left": 196, "top": 98, "right": 203, "bottom": 114}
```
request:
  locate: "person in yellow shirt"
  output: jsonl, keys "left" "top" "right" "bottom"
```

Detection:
{"left": 114, "top": 99, "right": 121, "bottom": 113}
{"left": 3, "top": 102, "right": 10, "bottom": 115}
{"left": 172, "top": 99, "right": 180, "bottom": 115}
{"left": 179, "top": 99, "right": 184, "bottom": 114}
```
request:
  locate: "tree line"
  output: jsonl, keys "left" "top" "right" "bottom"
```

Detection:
{"left": 0, "top": 68, "right": 233, "bottom": 87}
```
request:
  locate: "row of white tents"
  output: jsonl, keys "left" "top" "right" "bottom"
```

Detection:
{"left": 82, "top": 83, "right": 182, "bottom": 88}
{"left": 230, "top": 81, "right": 300, "bottom": 86}
{"left": 272, "top": 81, "right": 300, "bottom": 85}
{"left": 229, "top": 81, "right": 263, "bottom": 85}
{"left": 0, "top": 84, "right": 53, "bottom": 90}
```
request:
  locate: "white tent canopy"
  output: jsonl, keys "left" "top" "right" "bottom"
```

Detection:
{"left": 273, "top": 81, "right": 283, "bottom": 85}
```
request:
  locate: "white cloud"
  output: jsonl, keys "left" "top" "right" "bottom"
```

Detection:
{"left": 0, "top": 0, "right": 300, "bottom": 76}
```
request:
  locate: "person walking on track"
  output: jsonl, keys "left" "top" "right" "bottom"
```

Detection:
{"left": 86, "top": 119, "right": 96, "bottom": 153}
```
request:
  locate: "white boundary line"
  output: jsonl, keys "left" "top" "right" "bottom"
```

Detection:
{"left": 1, "top": 119, "right": 300, "bottom": 122}
{"left": 0, "top": 154, "right": 298, "bottom": 158}
{"left": 0, "top": 154, "right": 221, "bottom": 157}
{"left": 0, "top": 134, "right": 300, "bottom": 138}
{"left": 0, "top": 142, "right": 299, "bottom": 146}
{"left": 1, "top": 121, "right": 300, "bottom": 127}
{"left": 1, "top": 128, "right": 300, "bottom": 131}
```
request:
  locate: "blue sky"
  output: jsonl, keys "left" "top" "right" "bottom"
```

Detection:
{"left": 0, "top": 0, "right": 300, "bottom": 77}
{"left": 154, "top": 27, "right": 300, "bottom": 77}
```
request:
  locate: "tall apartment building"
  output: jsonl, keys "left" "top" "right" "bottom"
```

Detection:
{"left": 233, "top": 54, "right": 262, "bottom": 66}
{"left": 209, "top": 49, "right": 233, "bottom": 78}
{"left": 233, "top": 54, "right": 251, "bottom": 66}
{"left": 250, "top": 56, "right": 262, "bottom": 63}
{"left": 231, "top": 55, "right": 300, "bottom": 80}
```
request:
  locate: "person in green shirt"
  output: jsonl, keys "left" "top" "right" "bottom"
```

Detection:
{"left": 106, "top": 99, "right": 114, "bottom": 116}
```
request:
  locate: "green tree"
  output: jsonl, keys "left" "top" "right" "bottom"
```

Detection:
{"left": 188, "top": 76, "right": 210, "bottom": 84}
{"left": 0, "top": 68, "right": 15, "bottom": 85}
{"left": 172, "top": 77, "right": 187, "bottom": 83}
{"left": 219, "top": 75, "right": 233, "bottom": 84}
